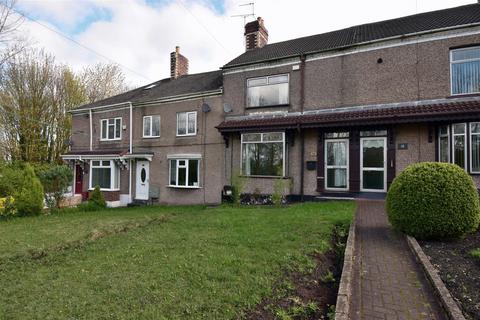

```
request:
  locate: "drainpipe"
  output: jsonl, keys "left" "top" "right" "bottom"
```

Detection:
{"left": 89, "top": 109, "right": 93, "bottom": 151}
{"left": 299, "top": 54, "right": 306, "bottom": 201}
{"left": 129, "top": 102, "right": 133, "bottom": 154}
{"left": 129, "top": 102, "right": 133, "bottom": 204}
{"left": 128, "top": 159, "right": 132, "bottom": 203}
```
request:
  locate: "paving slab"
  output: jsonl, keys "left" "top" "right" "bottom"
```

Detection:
{"left": 350, "top": 200, "right": 446, "bottom": 320}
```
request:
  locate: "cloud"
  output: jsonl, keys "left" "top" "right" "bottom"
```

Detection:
{"left": 16, "top": 0, "right": 475, "bottom": 86}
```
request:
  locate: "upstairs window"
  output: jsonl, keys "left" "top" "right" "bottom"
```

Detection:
{"left": 101, "top": 118, "right": 122, "bottom": 141}
{"left": 143, "top": 115, "right": 160, "bottom": 138}
{"left": 241, "top": 132, "right": 285, "bottom": 177}
{"left": 451, "top": 46, "right": 480, "bottom": 95}
{"left": 247, "top": 74, "right": 289, "bottom": 108}
{"left": 177, "top": 111, "right": 197, "bottom": 136}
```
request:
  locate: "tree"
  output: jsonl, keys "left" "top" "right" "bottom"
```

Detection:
{"left": 36, "top": 164, "right": 73, "bottom": 209}
{"left": 80, "top": 62, "right": 129, "bottom": 103}
{"left": 0, "top": 0, "right": 26, "bottom": 65}
{"left": 0, "top": 49, "right": 85, "bottom": 163}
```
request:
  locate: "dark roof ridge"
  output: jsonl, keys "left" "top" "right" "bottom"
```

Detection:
{"left": 224, "top": 3, "right": 480, "bottom": 68}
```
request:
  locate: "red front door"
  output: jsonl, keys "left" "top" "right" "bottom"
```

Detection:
{"left": 75, "top": 165, "right": 83, "bottom": 195}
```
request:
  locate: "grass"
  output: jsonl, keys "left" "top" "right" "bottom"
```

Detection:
{"left": 470, "top": 248, "right": 480, "bottom": 263}
{"left": 0, "top": 202, "right": 354, "bottom": 319}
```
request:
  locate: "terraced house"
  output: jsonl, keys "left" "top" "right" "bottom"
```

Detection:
{"left": 63, "top": 3, "right": 480, "bottom": 206}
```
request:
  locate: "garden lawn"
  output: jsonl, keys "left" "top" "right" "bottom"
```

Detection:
{"left": 0, "top": 202, "right": 354, "bottom": 319}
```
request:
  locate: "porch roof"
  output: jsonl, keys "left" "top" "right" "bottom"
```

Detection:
{"left": 61, "top": 150, "right": 153, "bottom": 161}
{"left": 216, "top": 96, "right": 480, "bottom": 132}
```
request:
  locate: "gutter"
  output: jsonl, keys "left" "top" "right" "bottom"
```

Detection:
{"left": 222, "top": 22, "right": 480, "bottom": 70}
{"left": 70, "top": 89, "right": 223, "bottom": 115}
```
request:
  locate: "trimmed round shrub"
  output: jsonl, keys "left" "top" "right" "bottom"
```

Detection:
{"left": 88, "top": 185, "right": 106, "bottom": 208}
{"left": 386, "top": 162, "right": 480, "bottom": 239}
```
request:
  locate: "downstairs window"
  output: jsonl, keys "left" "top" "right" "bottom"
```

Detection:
{"left": 169, "top": 159, "right": 200, "bottom": 188}
{"left": 89, "top": 160, "right": 119, "bottom": 190}
{"left": 241, "top": 132, "right": 285, "bottom": 177}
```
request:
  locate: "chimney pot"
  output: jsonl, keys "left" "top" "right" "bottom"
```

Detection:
{"left": 244, "top": 16, "right": 268, "bottom": 51}
{"left": 170, "top": 46, "right": 189, "bottom": 79}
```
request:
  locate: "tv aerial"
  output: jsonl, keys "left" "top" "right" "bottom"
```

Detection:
{"left": 231, "top": 2, "right": 255, "bottom": 25}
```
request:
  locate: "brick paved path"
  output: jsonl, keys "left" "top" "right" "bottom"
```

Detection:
{"left": 350, "top": 200, "right": 446, "bottom": 320}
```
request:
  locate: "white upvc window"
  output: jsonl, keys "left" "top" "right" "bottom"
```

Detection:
{"left": 452, "top": 123, "right": 467, "bottom": 170}
{"left": 169, "top": 158, "right": 200, "bottom": 188}
{"left": 471, "top": 122, "right": 480, "bottom": 173}
{"left": 241, "top": 132, "right": 286, "bottom": 177}
{"left": 176, "top": 111, "right": 197, "bottom": 136}
{"left": 143, "top": 115, "right": 160, "bottom": 138}
{"left": 438, "top": 125, "right": 450, "bottom": 163}
{"left": 89, "top": 160, "right": 119, "bottom": 191}
{"left": 100, "top": 117, "right": 122, "bottom": 141}
{"left": 451, "top": 46, "right": 480, "bottom": 95}
{"left": 247, "top": 74, "right": 289, "bottom": 108}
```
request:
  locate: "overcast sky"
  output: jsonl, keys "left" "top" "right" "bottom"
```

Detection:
{"left": 14, "top": 0, "right": 476, "bottom": 86}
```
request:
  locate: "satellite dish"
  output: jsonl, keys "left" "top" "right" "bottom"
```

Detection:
{"left": 201, "top": 103, "right": 211, "bottom": 113}
{"left": 223, "top": 104, "right": 232, "bottom": 113}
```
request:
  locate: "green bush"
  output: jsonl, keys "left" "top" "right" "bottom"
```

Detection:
{"left": 88, "top": 185, "right": 106, "bottom": 208}
{"left": 0, "top": 196, "right": 16, "bottom": 218}
{"left": 36, "top": 164, "right": 73, "bottom": 209}
{"left": 470, "top": 248, "right": 480, "bottom": 264}
{"left": 386, "top": 162, "right": 480, "bottom": 239}
{"left": 14, "top": 164, "right": 45, "bottom": 216}
{"left": 0, "top": 162, "right": 44, "bottom": 216}
{"left": 77, "top": 201, "right": 104, "bottom": 212}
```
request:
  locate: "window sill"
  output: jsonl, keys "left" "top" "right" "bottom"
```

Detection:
{"left": 447, "top": 92, "right": 480, "bottom": 99}
{"left": 176, "top": 134, "right": 197, "bottom": 138}
{"left": 240, "top": 175, "right": 288, "bottom": 179}
{"left": 100, "top": 139, "right": 121, "bottom": 142}
{"left": 142, "top": 136, "right": 160, "bottom": 139}
{"left": 167, "top": 185, "right": 202, "bottom": 189}
{"left": 246, "top": 104, "right": 290, "bottom": 109}
{"left": 88, "top": 188, "right": 120, "bottom": 192}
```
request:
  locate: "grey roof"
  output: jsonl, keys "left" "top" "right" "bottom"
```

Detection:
{"left": 74, "top": 70, "right": 223, "bottom": 110}
{"left": 224, "top": 3, "right": 480, "bottom": 68}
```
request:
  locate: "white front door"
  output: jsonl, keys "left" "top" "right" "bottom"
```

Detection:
{"left": 360, "top": 137, "right": 387, "bottom": 192}
{"left": 136, "top": 161, "right": 149, "bottom": 200}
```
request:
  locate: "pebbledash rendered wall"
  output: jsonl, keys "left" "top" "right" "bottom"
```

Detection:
{"left": 222, "top": 29, "right": 480, "bottom": 195}
{"left": 70, "top": 94, "right": 225, "bottom": 205}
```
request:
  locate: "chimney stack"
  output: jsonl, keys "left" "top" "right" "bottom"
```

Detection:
{"left": 244, "top": 17, "right": 268, "bottom": 51}
{"left": 170, "top": 46, "right": 189, "bottom": 79}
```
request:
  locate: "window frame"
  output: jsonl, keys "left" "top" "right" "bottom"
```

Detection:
{"left": 240, "top": 132, "right": 286, "bottom": 177}
{"left": 470, "top": 122, "right": 480, "bottom": 174}
{"left": 246, "top": 74, "right": 290, "bottom": 108}
{"left": 452, "top": 123, "right": 467, "bottom": 170}
{"left": 450, "top": 46, "right": 480, "bottom": 96}
{"left": 176, "top": 111, "right": 197, "bottom": 137}
{"left": 142, "top": 115, "right": 161, "bottom": 138}
{"left": 100, "top": 117, "right": 122, "bottom": 141}
{"left": 88, "top": 160, "right": 119, "bottom": 191}
{"left": 324, "top": 138, "right": 349, "bottom": 191}
{"left": 438, "top": 125, "right": 450, "bottom": 163}
{"left": 168, "top": 158, "right": 201, "bottom": 188}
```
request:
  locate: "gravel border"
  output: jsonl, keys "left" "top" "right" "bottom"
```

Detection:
{"left": 406, "top": 235, "right": 466, "bottom": 320}
{"left": 335, "top": 214, "right": 357, "bottom": 320}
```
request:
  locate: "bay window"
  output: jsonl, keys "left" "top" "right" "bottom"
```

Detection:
{"left": 247, "top": 74, "right": 289, "bottom": 107}
{"left": 143, "top": 115, "right": 160, "bottom": 138}
{"left": 451, "top": 46, "right": 480, "bottom": 95}
{"left": 101, "top": 118, "right": 122, "bottom": 140}
{"left": 438, "top": 123, "right": 480, "bottom": 173}
{"left": 169, "top": 158, "right": 200, "bottom": 188}
{"left": 241, "top": 132, "right": 285, "bottom": 177}
{"left": 453, "top": 123, "right": 467, "bottom": 169}
{"left": 438, "top": 125, "right": 450, "bottom": 163}
{"left": 177, "top": 111, "right": 197, "bottom": 136}
{"left": 89, "top": 160, "right": 119, "bottom": 190}
{"left": 471, "top": 123, "right": 480, "bottom": 173}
